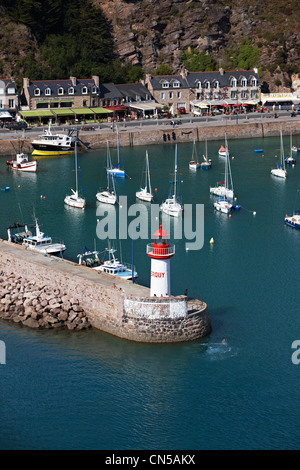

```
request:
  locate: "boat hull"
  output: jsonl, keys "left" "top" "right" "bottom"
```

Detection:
{"left": 285, "top": 216, "right": 300, "bottom": 229}
{"left": 7, "top": 160, "right": 37, "bottom": 172}
{"left": 107, "top": 169, "right": 125, "bottom": 178}
{"left": 136, "top": 191, "right": 153, "bottom": 202}
{"left": 96, "top": 192, "right": 117, "bottom": 205}
{"left": 271, "top": 169, "right": 287, "bottom": 179}
{"left": 189, "top": 162, "right": 200, "bottom": 170}
{"left": 32, "top": 148, "right": 74, "bottom": 157}
{"left": 64, "top": 195, "right": 86, "bottom": 209}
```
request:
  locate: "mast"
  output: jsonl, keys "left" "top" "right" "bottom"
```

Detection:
{"left": 174, "top": 144, "right": 178, "bottom": 201}
{"left": 75, "top": 137, "right": 78, "bottom": 195}
{"left": 146, "top": 150, "right": 152, "bottom": 194}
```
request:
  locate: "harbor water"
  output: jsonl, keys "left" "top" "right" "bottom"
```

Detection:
{"left": 0, "top": 135, "right": 299, "bottom": 450}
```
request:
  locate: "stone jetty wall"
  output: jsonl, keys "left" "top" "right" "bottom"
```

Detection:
{"left": 0, "top": 118, "right": 299, "bottom": 155}
{"left": 0, "top": 241, "right": 211, "bottom": 342}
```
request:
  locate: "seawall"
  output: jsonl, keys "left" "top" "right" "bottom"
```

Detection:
{"left": 0, "top": 117, "right": 299, "bottom": 155}
{"left": 0, "top": 240, "right": 211, "bottom": 343}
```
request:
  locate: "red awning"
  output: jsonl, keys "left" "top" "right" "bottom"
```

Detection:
{"left": 104, "top": 106, "right": 127, "bottom": 111}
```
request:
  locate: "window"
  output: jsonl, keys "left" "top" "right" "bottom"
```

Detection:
{"left": 230, "top": 78, "right": 237, "bottom": 88}
{"left": 7, "top": 87, "right": 15, "bottom": 94}
{"left": 136, "top": 95, "right": 141, "bottom": 101}
{"left": 68, "top": 87, "right": 74, "bottom": 95}
{"left": 213, "top": 80, "right": 219, "bottom": 89}
{"left": 173, "top": 81, "right": 180, "bottom": 88}
{"left": 169, "top": 92, "right": 173, "bottom": 99}
{"left": 92, "top": 86, "right": 97, "bottom": 94}
{"left": 0, "top": 88, "right": 4, "bottom": 94}
{"left": 196, "top": 81, "right": 201, "bottom": 89}
{"left": 0, "top": 100, "right": 2, "bottom": 108}
{"left": 177, "top": 92, "right": 181, "bottom": 99}
{"left": 161, "top": 92, "right": 165, "bottom": 100}
{"left": 231, "top": 90, "right": 237, "bottom": 99}
{"left": 204, "top": 81, "right": 210, "bottom": 89}
{"left": 8, "top": 99, "right": 14, "bottom": 108}
{"left": 241, "top": 77, "right": 247, "bottom": 88}
{"left": 241, "top": 90, "right": 248, "bottom": 99}
{"left": 58, "top": 87, "right": 64, "bottom": 95}
{"left": 45, "top": 88, "right": 51, "bottom": 96}
{"left": 82, "top": 86, "right": 88, "bottom": 94}
{"left": 250, "top": 77, "right": 257, "bottom": 87}
{"left": 162, "top": 81, "right": 169, "bottom": 89}
{"left": 251, "top": 90, "right": 257, "bottom": 99}
{"left": 34, "top": 88, "right": 40, "bottom": 96}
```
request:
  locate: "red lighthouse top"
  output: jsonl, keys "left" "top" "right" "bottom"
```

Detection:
{"left": 146, "top": 224, "right": 175, "bottom": 259}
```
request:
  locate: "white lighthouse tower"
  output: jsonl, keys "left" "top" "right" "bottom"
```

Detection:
{"left": 146, "top": 224, "right": 175, "bottom": 297}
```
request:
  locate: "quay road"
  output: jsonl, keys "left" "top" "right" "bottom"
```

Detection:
{"left": 0, "top": 109, "right": 299, "bottom": 142}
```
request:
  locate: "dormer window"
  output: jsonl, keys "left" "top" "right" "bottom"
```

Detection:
{"left": 204, "top": 81, "right": 210, "bottom": 89}
{"left": 250, "top": 77, "right": 257, "bottom": 87}
{"left": 213, "top": 80, "right": 219, "bottom": 89}
{"left": 68, "top": 87, "right": 74, "bottom": 95}
{"left": 92, "top": 86, "right": 97, "bottom": 94}
{"left": 173, "top": 81, "right": 180, "bottom": 88}
{"left": 45, "top": 88, "right": 51, "bottom": 96}
{"left": 34, "top": 88, "right": 40, "bottom": 96}
{"left": 196, "top": 81, "right": 202, "bottom": 90}
{"left": 82, "top": 86, "right": 88, "bottom": 94}
{"left": 162, "top": 81, "right": 169, "bottom": 89}
{"left": 241, "top": 77, "right": 247, "bottom": 88}
{"left": 230, "top": 77, "right": 237, "bottom": 88}
{"left": 58, "top": 87, "right": 64, "bottom": 95}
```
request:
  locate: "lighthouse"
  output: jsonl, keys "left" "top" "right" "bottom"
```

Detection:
{"left": 146, "top": 224, "right": 175, "bottom": 297}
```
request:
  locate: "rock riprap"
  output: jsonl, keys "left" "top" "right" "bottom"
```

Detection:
{"left": 0, "top": 272, "right": 91, "bottom": 330}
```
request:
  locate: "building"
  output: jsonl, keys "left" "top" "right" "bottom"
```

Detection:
{"left": 145, "top": 67, "right": 261, "bottom": 115}
{"left": 0, "top": 79, "right": 19, "bottom": 119}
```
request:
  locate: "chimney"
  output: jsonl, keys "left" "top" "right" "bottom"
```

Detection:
{"left": 22, "top": 78, "right": 30, "bottom": 107}
{"left": 70, "top": 76, "right": 77, "bottom": 86}
{"left": 92, "top": 75, "right": 99, "bottom": 88}
{"left": 219, "top": 67, "right": 224, "bottom": 76}
{"left": 180, "top": 66, "right": 188, "bottom": 79}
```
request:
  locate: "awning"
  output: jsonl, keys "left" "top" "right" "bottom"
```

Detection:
{"left": 129, "top": 103, "right": 162, "bottom": 112}
{"left": 72, "top": 108, "right": 93, "bottom": 115}
{"left": 104, "top": 106, "right": 127, "bottom": 111}
{"left": 51, "top": 109, "right": 75, "bottom": 116}
{"left": 90, "top": 107, "right": 113, "bottom": 114}
{"left": 0, "top": 111, "right": 12, "bottom": 118}
{"left": 20, "top": 110, "right": 54, "bottom": 117}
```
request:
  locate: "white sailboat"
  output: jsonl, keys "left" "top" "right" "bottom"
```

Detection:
{"left": 96, "top": 142, "right": 117, "bottom": 205}
{"left": 218, "top": 134, "right": 230, "bottom": 157}
{"left": 285, "top": 132, "right": 296, "bottom": 165}
{"left": 107, "top": 127, "right": 125, "bottom": 178}
{"left": 201, "top": 138, "right": 212, "bottom": 170}
{"left": 189, "top": 139, "right": 201, "bottom": 170}
{"left": 64, "top": 133, "right": 86, "bottom": 209}
{"left": 136, "top": 150, "right": 153, "bottom": 202}
{"left": 271, "top": 130, "right": 287, "bottom": 179}
{"left": 210, "top": 136, "right": 234, "bottom": 199}
{"left": 161, "top": 144, "right": 183, "bottom": 217}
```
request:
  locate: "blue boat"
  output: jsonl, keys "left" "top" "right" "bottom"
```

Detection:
{"left": 254, "top": 149, "right": 263, "bottom": 153}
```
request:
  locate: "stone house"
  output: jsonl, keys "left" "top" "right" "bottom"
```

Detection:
{"left": 145, "top": 67, "right": 261, "bottom": 114}
{"left": 0, "top": 78, "right": 19, "bottom": 117}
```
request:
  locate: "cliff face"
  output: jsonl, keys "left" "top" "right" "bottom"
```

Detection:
{"left": 95, "top": 0, "right": 300, "bottom": 91}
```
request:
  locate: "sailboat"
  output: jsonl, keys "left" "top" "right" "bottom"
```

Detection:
{"left": 271, "top": 130, "right": 287, "bottom": 179}
{"left": 285, "top": 132, "right": 296, "bottom": 165}
{"left": 136, "top": 150, "right": 153, "bottom": 202}
{"left": 107, "top": 127, "right": 125, "bottom": 178}
{"left": 161, "top": 144, "right": 183, "bottom": 217}
{"left": 210, "top": 135, "right": 234, "bottom": 199}
{"left": 64, "top": 132, "right": 86, "bottom": 209}
{"left": 189, "top": 139, "right": 201, "bottom": 170}
{"left": 201, "top": 138, "right": 212, "bottom": 170}
{"left": 96, "top": 142, "right": 117, "bottom": 205}
{"left": 284, "top": 190, "right": 300, "bottom": 229}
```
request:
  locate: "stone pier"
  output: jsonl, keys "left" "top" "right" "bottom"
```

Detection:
{"left": 0, "top": 240, "right": 211, "bottom": 343}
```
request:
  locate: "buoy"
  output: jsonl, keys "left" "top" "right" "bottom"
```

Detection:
{"left": 253, "top": 211, "right": 256, "bottom": 216}
{"left": 229, "top": 214, "right": 232, "bottom": 218}
{"left": 43, "top": 196, "right": 46, "bottom": 199}
{"left": 40, "top": 195, "right": 43, "bottom": 198}
{"left": 209, "top": 237, "right": 214, "bottom": 244}
{"left": 97, "top": 219, "right": 99, "bottom": 223}
{"left": 222, "top": 338, "right": 226, "bottom": 343}
{"left": 155, "top": 188, "right": 157, "bottom": 192}
{"left": 18, "top": 185, "right": 20, "bottom": 188}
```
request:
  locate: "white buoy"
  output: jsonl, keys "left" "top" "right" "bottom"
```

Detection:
{"left": 210, "top": 237, "right": 214, "bottom": 244}
{"left": 253, "top": 211, "right": 256, "bottom": 216}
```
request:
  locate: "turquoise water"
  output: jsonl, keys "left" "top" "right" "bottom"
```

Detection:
{"left": 0, "top": 135, "right": 300, "bottom": 450}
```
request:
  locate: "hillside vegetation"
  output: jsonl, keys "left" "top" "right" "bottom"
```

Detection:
{"left": 0, "top": 0, "right": 299, "bottom": 91}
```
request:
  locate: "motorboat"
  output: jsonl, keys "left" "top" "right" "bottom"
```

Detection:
{"left": 271, "top": 130, "right": 287, "bottom": 179}
{"left": 64, "top": 133, "right": 86, "bottom": 209}
{"left": 7, "top": 153, "right": 38, "bottom": 172}
{"left": 78, "top": 246, "right": 138, "bottom": 280}
{"left": 7, "top": 219, "right": 66, "bottom": 256}
{"left": 136, "top": 150, "right": 153, "bottom": 202}
{"left": 189, "top": 139, "right": 201, "bottom": 170}
{"left": 214, "top": 196, "right": 233, "bottom": 214}
{"left": 31, "top": 120, "right": 75, "bottom": 156}
{"left": 96, "top": 142, "right": 117, "bottom": 205}
{"left": 284, "top": 212, "right": 300, "bottom": 229}
{"left": 161, "top": 144, "right": 183, "bottom": 217}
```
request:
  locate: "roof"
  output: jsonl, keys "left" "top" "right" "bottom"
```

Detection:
{"left": 115, "top": 82, "right": 153, "bottom": 101}
{"left": 149, "top": 69, "right": 260, "bottom": 90}
{"left": 26, "top": 78, "right": 99, "bottom": 97}
{"left": 98, "top": 82, "right": 123, "bottom": 100}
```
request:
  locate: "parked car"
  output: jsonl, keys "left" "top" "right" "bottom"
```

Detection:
{"left": 178, "top": 107, "right": 187, "bottom": 114}
{"left": 4, "top": 121, "right": 28, "bottom": 130}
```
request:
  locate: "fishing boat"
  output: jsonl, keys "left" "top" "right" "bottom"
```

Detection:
{"left": 7, "top": 152, "right": 38, "bottom": 172}
{"left": 189, "top": 140, "right": 201, "bottom": 170}
{"left": 285, "top": 132, "right": 296, "bottom": 165}
{"left": 64, "top": 133, "right": 86, "bottom": 209}
{"left": 7, "top": 219, "right": 66, "bottom": 256}
{"left": 96, "top": 142, "right": 117, "bottom": 205}
{"left": 161, "top": 144, "right": 183, "bottom": 217}
{"left": 136, "top": 150, "right": 153, "bottom": 202}
{"left": 284, "top": 212, "right": 300, "bottom": 229}
{"left": 201, "top": 138, "right": 212, "bottom": 170}
{"left": 210, "top": 136, "right": 234, "bottom": 199}
{"left": 31, "top": 120, "right": 76, "bottom": 156}
{"left": 213, "top": 196, "right": 232, "bottom": 214}
{"left": 271, "top": 130, "right": 287, "bottom": 179}
{"left": 107, "top": 127, "right": 125, "bottom": 178}
{"left": 78, "top": 245, "right": 138, "bottom": 280}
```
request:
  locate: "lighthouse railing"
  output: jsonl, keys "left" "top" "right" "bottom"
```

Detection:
{"left": 146, "top": 244, "right": 175, "bottom": 256}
